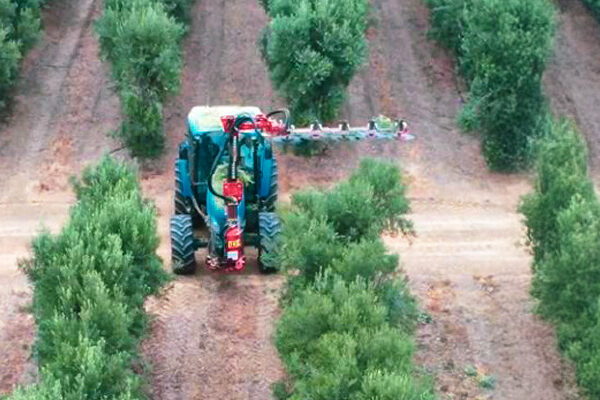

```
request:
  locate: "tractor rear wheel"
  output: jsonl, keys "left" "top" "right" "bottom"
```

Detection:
{"left": 174, "top": 161, "right": 191, "bottom": 215}
{"left": 258, "top": 212, "right": 281, "bottom": 273}
{"left": 264, "top": 160, "right": 278, "bottom": 211}
{"left": 171, "top": 214, "right": 197, "bottom": 275}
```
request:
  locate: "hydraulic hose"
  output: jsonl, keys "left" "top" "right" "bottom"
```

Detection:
{"left": 267, "top": 109, "right": 291, "bottom": 132}
{"left": 208, "top": 113, "right": 266, "bottom": 204}
{"left": 207, "top": 136, "right": 234, "bottom": 204}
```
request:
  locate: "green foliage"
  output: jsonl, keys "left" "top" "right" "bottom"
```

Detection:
{"left": 314, "top": 180, "right": 380, "bottom": 242}
{"left": 350, "top": 158, "right": 412, "bottom": 234}
{"left": 119, "top": 88, "right": 166, "bottom": 158}
{"left": 377, "top": 277, "right": 419, "bottom": 330}
{"left": 261, "top": 0, "right": 369, "bottom": 124}
{"left": 277, "top": 211, "right": 342, "bottom": 281}
{"left": 582, "top": 0, "right": 600, "bottom": 21}
{"left": 330, "top": 239, "right": 398, "bottom": 282}
{"left": 10, "top": 157, "right": 167, "bottom": 399}
{"left": 159, "top": 0, "right": 195, "bottom": 24}
{"left": 462, "top": 0, "right": 555, "bottom": 170}
{"left": 291, "top": 159, "right": 411, "bottom": 243}
{"left": 520, "top": 121, "right": 600, "bottom": 398}
{"left": 0, "top": 27, "right": 20, "bottom": 109}
{"left": 0, "top": 0, "right": 42, "bottom": 52}
{"left": 532, "top": 195, "right": 600, "bottom": 326}
{"left": 0, "top": 0, "right": 42, "bottom": 110}
{"left": 356, "top": 370, "right": 435, "bottom": 400}
{"left": 520, "top": 120, "right": 594, "bottom": 264}
{"left": 274, "top": 159, "right": 432, "bottom": 399}
{"left": 425, "top": 0, "right": 467, "bottom": 54}
{"left": 276, "top": 275, "right": 386, "bottom": 361}
{"left": 276, "top": 274, "right": 432, "bottom": 399}
{"left": 96, "top": 0, "right": 186, "bottom": 158}
{"left": 427, "top": 0, "right": 555, "bottom": 170}
{"left": 100, "top": 1, "right": 184, "bottom": 98}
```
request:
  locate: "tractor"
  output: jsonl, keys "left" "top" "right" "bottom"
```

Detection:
{"left": 170, "top": 106, "right": 412, "bottom": 274}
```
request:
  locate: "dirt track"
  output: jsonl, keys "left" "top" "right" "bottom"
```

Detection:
{"left": 140, "top": 1, "right": 285, "bottom": 399}
{"left": 1, "top": 0, "right": 599, "bottom": 398}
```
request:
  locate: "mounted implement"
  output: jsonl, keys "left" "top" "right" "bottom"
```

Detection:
{"left": 170, "top": 106, "right": 412, "bottom": 274}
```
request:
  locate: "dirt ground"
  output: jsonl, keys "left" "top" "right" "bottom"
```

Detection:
{"left": 0, "top": 0, "right": 599, "bottom": 398}
{"left": 544, "top": 0, "right": 600, "bottom": 177}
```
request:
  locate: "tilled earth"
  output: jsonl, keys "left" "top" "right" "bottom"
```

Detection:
{"left": 1, "top": 0, "right": 598, "bottom": 399}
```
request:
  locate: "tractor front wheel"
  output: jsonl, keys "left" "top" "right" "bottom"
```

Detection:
{"left": 171, "top": 214, "right": 197, "bottom": 275}
{"left": 174, "top": 161, "right": 191, "bottom": 215}
{"left": 258, "top": 212, "right": 281, "bottom": 273}
{"left": 264, "top": 160, "right": 278, "bottom": 212}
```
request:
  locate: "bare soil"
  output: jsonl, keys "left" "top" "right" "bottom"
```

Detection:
{"left": 1, "top": 0, "right": 598, "bottom": 398}
{"left": 544, "top": 0, "right": 600, "bottom": 176}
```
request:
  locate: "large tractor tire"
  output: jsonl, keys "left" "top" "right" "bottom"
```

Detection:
{"left": 174, "top": 161, "right": 192, "bottom": 215}
{"left": 264, "top": 160, "right": 278, "bottom": 212}
{"left": 171, "top": 214, "right": 197, "bottom": 275}
{"left": 258, "top": 212, "right": 281, "bottom": 273}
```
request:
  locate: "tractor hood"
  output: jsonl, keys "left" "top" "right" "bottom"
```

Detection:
{"left": 187, "top": 106, "right": 263, "bottom": 136}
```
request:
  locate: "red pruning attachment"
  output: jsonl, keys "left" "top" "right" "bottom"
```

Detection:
{"left": 252, "top": 113, "right": 415, "bottom": 144}
{"left": 220, "top": 115, "right": 235, "bottom": 134}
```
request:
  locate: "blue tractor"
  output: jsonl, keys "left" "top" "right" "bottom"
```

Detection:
{"left": 171, "top": 106, "right": 412, "bottom": 274}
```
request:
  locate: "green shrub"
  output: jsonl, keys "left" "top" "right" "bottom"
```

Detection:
{"left": 535, "top": 196, "right": 600, "bottom": 398}
{"left": 349, "top": 158, "right": 412, "bottom": 234}
{"left": 319, "top": 180, "right": 380, "bottom": 242}
{"left": 104, "top": 1, "right": 183, "bottom": 99}
{"left": 292, "top": 159, "right": 411, "bottom": 242}
{"left": 159, "top": 0, "right": 195, "bottom": 24}
{"left": 0, "top": 0, "right": 42, "bottom": 52}
{"left": 276, "top": 274, "right": 431, "bottom": 399}
{"left": 120, "top": 88, "right": 166, "bottom": 158}
{"left": 461, "top": 0, "right": 555, "bottom": 170}
{"left": 425, "top": 0, "right": 468, "bottom": 54}
{"left": 532, "top": 195, "right": 600, "bottom": 325}
{"left": 376, "top": 277, "right": 419, "bottom": 331}
{"left": 572, "top": 303, "right": 600, "bottom": 396}
{"left": 0, "top": 0, "right": 43, "bottom": 110}
{"left": 520, "top": 121, "right": 600, "bottom": 398}
{"left": 276, "top": 211, "right": 342, "bottom": 281}
{"left": 274, "top": 160, "right": 431, "bottom": 399}
{"left": 11, "top": 0, "right": 42, "bottom": 52}
{"left": 330, "top": 239, "right": 398, "bottom": 282}
{"left": 11, "top": 157, "right": 167, "bottom": 399}
{"left": 276, "top": 275, "right": 387, "bottom": 357}
{"left": 356, "top": 370, "right": 435, "bottom": 400}
{"left": 0, "top": 28, "right": 20, "bottom": 108}
{"left": 519, "top": 120, "right": 594, "bottom": 264}
{"left": 426, "top": 0, "right": 555, "bottom": 170}
{"left": 261, "top": 0, "right": 369, "bottom": 124}
{"left": 96, "top": 0, "right": 185, "bottom": 158}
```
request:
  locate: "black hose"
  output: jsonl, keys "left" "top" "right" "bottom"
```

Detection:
{"left": 207, "top": 136, "right": 233, "bottom": 203}
{"left": 267, "top": 109, "right": 291, "bottom": 131}
{"left": 208, "top": 113, "right": 266, "bottom": 204}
